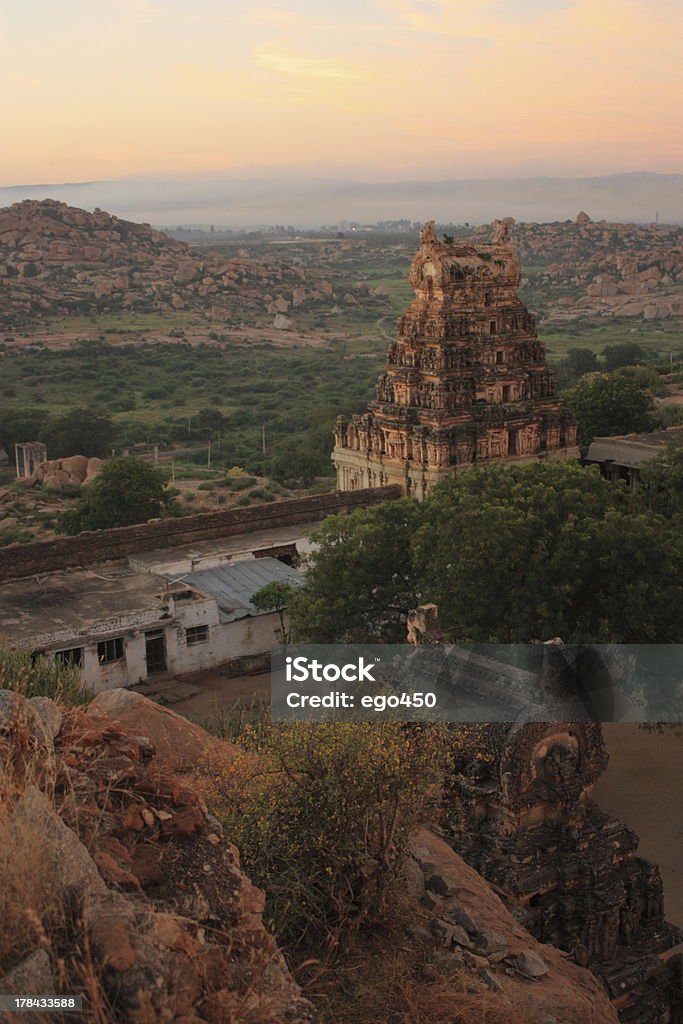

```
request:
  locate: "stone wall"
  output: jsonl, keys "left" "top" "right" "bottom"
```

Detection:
{"left": 0, "top": 486, "right": 401, "bottom": 582}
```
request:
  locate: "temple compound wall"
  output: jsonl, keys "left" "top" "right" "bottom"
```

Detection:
{"left": 0, "top": 485, "right": 400, "bottom": 583}
{"left": 333, "top": 219, "right": 579, "bottom": 498}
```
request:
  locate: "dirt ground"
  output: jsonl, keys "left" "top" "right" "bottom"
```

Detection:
{"left": 6, "top": 324, "right": 338, "bottom": 352}
{"left": 593, "top": 724, "right": 683, "bottom": 928}
{"left": 174, "top": 670, "right": 270, "bottom": 721}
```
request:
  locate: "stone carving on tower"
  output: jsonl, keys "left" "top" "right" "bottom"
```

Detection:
{"left": 445, "top": 718, "right": 683, "bottom": 1024}
{"left": 333, "top": 219, "right": 579, "bottom": 498}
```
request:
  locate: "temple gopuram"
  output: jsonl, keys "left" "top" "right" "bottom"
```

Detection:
{"left": 333, "top": 219, "right": 579, "bottom": 498}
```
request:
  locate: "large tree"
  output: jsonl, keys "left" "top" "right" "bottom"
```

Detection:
{"left": 602, "top": 342, "right": 650, "bottom": 372}
{"left": 564, "top": 372, "right": 655, "bottom": 447}
{"left": 289, "top": 498, "right": 424, "bottom": 642}
{"left": 42, "top": 406, "right": 115, "bottom": 459}
{"left": 634, "top": 446, "right": 683, "bottom": 518}
{"left": 289, "top": 462, "right": 683, "bottom": 645}
{"left": 0, "top": 408, "right": 50, "bottom": 454}
{"left": 565, "top": 346, "right": 599, "bottom": 381}
{"left": 414, "top": 462, "right": 625, "bottom": 642}
{"left": 58, "top": 456, "right": 173, "bottom": 534}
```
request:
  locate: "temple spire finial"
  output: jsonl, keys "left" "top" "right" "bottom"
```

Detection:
{"left": 420, "top": 220, "right": 438, "bottom": 245}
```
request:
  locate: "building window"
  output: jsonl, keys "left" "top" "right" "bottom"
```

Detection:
{"left": 495, "top": 350, "right": 504, "bottom": 365}
{"left": 98, "top": 637, "right": 124, "bottom": 664}
{"left": 489, "top": 320, "right": 497, "bottom": 335}
{"left": 186, "top": 625, "right": 209, "bottom": 646}
{"left": 55, "top": 647, "right": 83, "bottom": 667}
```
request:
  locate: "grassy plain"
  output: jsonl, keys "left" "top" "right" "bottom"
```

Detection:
{"left": 0, "top": 342, "right": 383, "bottom": 471}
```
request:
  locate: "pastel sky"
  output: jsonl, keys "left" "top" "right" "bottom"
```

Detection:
{"left": 3, "top": 0, "right": 682, "bottom": 185}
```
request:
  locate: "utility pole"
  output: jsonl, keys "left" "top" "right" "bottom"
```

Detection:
{"left": 262, "top": 425, "right": 267, "bottom": 455}
{"left": 207, "top": 438, "right": 212, "bottom": 470}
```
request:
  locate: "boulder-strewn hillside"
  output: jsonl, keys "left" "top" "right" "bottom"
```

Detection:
{"left": 476, "top": 215, "right": 683, "bottom": 323}
{"left": 0, "top": 200, "right": 334, "bottom": 327}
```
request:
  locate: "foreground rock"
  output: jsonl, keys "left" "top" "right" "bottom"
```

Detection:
{"left": 0, "top": 689, "right": 314, "bottom": 1024}
{"left": 408, "top": 828, "right": 619, "bottom": 1024}
{"left": 87, "top": 687, "right": 240, "bottom": 771}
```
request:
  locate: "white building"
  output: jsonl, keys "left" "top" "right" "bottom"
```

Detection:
{"left": 0, "top": 555, "right": 303, "bottom": 693}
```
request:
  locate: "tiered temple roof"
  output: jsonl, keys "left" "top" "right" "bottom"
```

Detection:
{"left": 333, "top": 219, "right": 578, "bottom": 498}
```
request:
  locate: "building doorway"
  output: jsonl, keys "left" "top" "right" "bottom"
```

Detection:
{"left": 145, "top": 629, "right": 167, "bottom": 674}
{"left": 508, "top": 430, "right": 517, "bottom": 455}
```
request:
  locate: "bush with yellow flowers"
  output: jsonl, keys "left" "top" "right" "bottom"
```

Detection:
{"left": 199, "top": 722, "right": 447, "bottom": 951}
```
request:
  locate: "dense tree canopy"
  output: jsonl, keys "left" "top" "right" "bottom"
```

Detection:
{"left": 58, "top": 456, "right": 173, "bottom": 534}
{"left": 290, "top": 499, "right": 424, "bottom": 642}
{"left": 0, "top": 406, "right": 113, "bottom": 460}
{"left": 0, "top": 408, "right": 50, "bottom": 454}
{"left": 564, "top": 373, "right": 655, "bottom": 447}
{"left": 602, "top": 342, "right": 650, "bottom": 372}
{"left": 634, "top": 446, "right": 683, "bottom": 518}
{"left": 289, "top": 462, "right": 683, "bottom": 645}
{"left": 564, "top": 346, "right": 599, "bottom": 380}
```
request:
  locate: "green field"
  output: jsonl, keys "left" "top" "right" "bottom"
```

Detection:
{"left": 540, "top": 322, "right": 683, "bottom": 362}
{"left": 0, "top": 342, "right": 384, "bottom": 473}
{"left": 7, "top": 311, "right": 204, "bottom": 338}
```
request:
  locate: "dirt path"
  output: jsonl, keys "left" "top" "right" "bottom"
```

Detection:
{"left": 174, "top": 670, "right": 270, "bottom": 722}
{"left": 593, "top": 724, "right": 683, "bottom": 928}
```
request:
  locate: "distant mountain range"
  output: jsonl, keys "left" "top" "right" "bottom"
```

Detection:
{"left": 1, "top": 172, "right": 681, "bottom": 228}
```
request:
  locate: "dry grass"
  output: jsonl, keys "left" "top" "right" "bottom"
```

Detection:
{"left": 0, "top": 800, "right": 65, "bottom": 974}
{"left": 307, "top": 946, "right": 538, "bottom": 1024}
{"left": 0, "top": 712, "right": 95, "bottom": 1020}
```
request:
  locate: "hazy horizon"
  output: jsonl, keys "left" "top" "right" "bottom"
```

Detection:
{"left": 2, "top": 170, "right": 682, "bottom": 228}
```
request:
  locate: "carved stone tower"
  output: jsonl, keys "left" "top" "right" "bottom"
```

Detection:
{"left": 332, "top": 219, "right": 579, "bottom": 499}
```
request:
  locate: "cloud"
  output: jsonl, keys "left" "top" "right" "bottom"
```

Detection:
{"left": 253, "top": 50, "right": 359, "bottom": 80}
{"left": 377, "top": 0, "right": 491, "bottom": 39}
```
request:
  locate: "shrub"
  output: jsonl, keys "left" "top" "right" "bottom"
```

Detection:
{"left": 0, "top": 526, "right": 35, "bottom": 547}
{"left": 230, "top": 476, "right": 255, "bottom": 491}
{"left": 0, "top": 800, "right": 68, "bottom": 973}
{"left": 199, "top": 723, "right": 445, "bottom": 949}
{"left": 0, "top": 647, "right": 92, "bottom": 705}
{"left": 249, "top": 486, "right": 275, "bottom": 501}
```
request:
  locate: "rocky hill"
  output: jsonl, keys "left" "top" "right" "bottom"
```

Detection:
{"left": 0, "top": 200, "right": 334, "bottom": 328}
{"left": 477, "top": 214, "right": 683, "bottom": 323}
{"left": 0, "top": 684, "right": 623, "bottom": 1024}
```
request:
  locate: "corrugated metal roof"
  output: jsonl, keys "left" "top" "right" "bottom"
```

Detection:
{"left": 182, "top": 558, "right": 303, "bottom": 624}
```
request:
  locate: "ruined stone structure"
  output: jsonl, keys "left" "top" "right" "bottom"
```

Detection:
{"left": 444, "top": 714, "right": 682, "bottom": 1023}
{"left": 333, "top": 219, "right": 578, "bottom": 498}
{"left": 14, "top": 441, "right": 47, "bottom": 479}
{"left": 399, "top": 611, "right": 682, "bottom": 1022}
